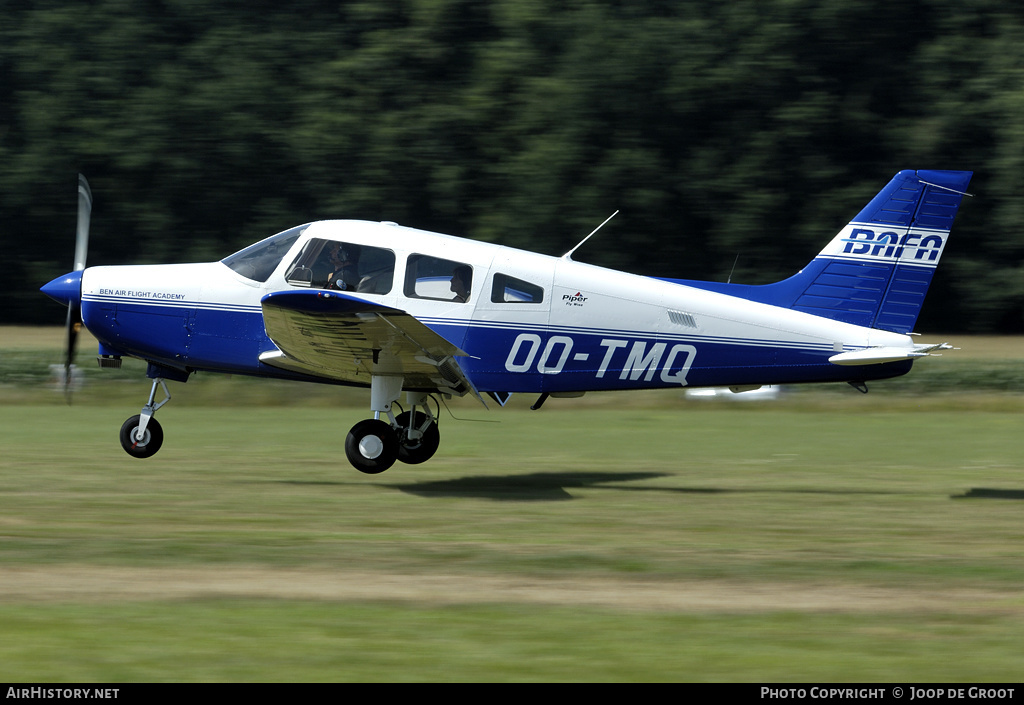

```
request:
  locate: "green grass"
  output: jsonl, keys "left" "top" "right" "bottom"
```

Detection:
{"left": 2, "top": 328, "right": 1024, "bottom": 680}
{"left": 2, "top": 403, "right": 1024, "bottom": 680}
{"left": 2, "top": 602, "right": 1021, "bottom": 682}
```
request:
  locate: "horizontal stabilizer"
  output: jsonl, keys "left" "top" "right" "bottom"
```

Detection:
{"left": 828, "top": 342, "right": 952, "bottom": 366}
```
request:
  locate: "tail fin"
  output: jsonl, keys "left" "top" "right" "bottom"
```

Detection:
{"left": 789, "top": 169, "right": 973, "bottom": 333}
{"left": 672, "top": 170, "right": 973, "bottom": 334}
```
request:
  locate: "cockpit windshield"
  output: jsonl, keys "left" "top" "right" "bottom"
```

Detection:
{"left": 221, "top": 224, "right": 308, "bottom": 282}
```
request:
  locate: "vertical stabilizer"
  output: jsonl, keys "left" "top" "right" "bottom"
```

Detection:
{"left": 665, "top": 170, "right": 973, "bottom": 334}
{"left": 794, "top": 169, "right": 972, "bottom": 333}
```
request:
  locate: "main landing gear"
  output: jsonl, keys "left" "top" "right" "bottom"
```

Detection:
{"left": 344, "top": 376, "right": 440, "bottom": 474}
{"left": 117, "top": 373, "right": 440, "bottom": 472}
{"left": 119, "top": 377, "right": 171, "bottom": 458}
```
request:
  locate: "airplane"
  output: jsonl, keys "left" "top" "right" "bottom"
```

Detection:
{"left": 41, "top": 169, "right": 973, "bottom": 473}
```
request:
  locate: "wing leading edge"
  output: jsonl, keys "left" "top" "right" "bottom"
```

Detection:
{"left": 259, "top": 290, "right": 478, "bottom": 398}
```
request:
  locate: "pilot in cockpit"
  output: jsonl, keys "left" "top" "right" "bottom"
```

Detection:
{"left": 327, "top": 243, "right": 361, "bottom": 291}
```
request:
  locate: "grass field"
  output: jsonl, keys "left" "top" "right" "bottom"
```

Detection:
{"left": 1, "top": 327, "right": 1023, "bottom": 681}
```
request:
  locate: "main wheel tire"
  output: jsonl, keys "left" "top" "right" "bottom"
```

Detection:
{"left": 119, "top": 415, "right": 164, "bottom": 459}
{"left": 345, "top": 419, "right": 398, "bottom": 474}
{"left": 394, "top": 411, "right": 440, "bottom": 465}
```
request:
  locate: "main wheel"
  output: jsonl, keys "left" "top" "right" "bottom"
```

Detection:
{"left": 119, "top": 415, "right": 164, "bottom": 459}
{"left": 345, "top": 419, "right": 398, "bottom": 474}
{"left": 394, "top": 411, "right": 440, "bottom": 465}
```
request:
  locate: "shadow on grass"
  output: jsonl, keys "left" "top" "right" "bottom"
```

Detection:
{"left": 387, "top": 471, "right": 666, "bottom": 501}
{"left": 952, "top": 488, "right": 1024, "bottom": 500}
{"left": 270, "top": 474, "right": 665, "bottom": 501}
{"left": 376, "top": 472, "right": 913, "bottom": 502}
{"left": 275, "top": 472, "right": 917, "bottom": 501}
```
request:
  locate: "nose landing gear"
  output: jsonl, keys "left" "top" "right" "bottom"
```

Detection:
{"left": 119, "top": 378, "right": 170, "bottom": 458}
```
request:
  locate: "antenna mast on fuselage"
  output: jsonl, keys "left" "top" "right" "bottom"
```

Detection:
{"left": 562, "top": 210, "right": 619, "bottom": 261}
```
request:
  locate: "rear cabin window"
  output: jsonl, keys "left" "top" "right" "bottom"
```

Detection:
{"left": 285, "top": 238, "right": 395, "bottom": 294}
{"left": 491, "top": 273, "right": 545, "bottom": 304}
{"left": 404, "top": 255, "right": 472, "bottom": 303}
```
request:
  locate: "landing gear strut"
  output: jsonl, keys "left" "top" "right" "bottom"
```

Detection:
{"left": 344, "top": 377, "right": 440, "bottom": 474}
{"left": 119, "top": 378, "right": 170, "bottom": 458}
{"left": 395, "top": 408, "right": 440, "bottom": 465}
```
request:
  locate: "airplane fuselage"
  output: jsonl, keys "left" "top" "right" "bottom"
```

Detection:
{"left": 78, "top": 219, "right": 913, "bottom": 394}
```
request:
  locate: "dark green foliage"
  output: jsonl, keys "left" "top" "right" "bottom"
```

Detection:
{"left": 4, "top": 1, "right": 1022, "bottom": 330}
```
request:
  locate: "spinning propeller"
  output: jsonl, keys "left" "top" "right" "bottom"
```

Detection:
{"left": 68, "top": 175, "right": 92, "bottom": 391}
{"left": 42, "top": 175, "right": 92, "bottom": 402}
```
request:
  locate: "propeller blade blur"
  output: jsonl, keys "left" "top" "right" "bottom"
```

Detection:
{"left": 63, "top": 174, "right": 92, "bottom": 402}
{"left": 63, "top": 303, "right": 82, "bottom": 403}
{"left": 74, "top": 174, "right": 92, "bottom": 272}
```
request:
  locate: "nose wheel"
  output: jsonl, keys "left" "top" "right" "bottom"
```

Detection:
{"left": 120, "top": 415, "right": 164, "bottom": 458}
{"left": 120, "top": 377, "right": 171, "bottom": 459}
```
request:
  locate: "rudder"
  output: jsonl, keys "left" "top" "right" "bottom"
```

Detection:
{"left": 793, "top": 169, "right": 972, "bottom": 333}
{"left": 666, "top": 170, "right": 973, "bottom": 334}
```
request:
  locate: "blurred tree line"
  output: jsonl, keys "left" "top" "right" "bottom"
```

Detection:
{"left": 2, "top": 0, "right": 1022, "bottom": 331}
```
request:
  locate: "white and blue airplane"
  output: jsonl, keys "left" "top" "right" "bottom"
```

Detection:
{"left": 42, "top": 169, "right": 972, "bottom": 472}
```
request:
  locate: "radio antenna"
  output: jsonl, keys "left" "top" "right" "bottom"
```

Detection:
{"left": 562, "top": 210, "right": 619, "bottom": 261}
{"left": 726, "top": 254, "right": 739, "bottom": 284}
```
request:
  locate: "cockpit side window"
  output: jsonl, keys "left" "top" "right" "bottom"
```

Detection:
{"left": 491, "top": 273, "right": 545, "bottom": 304}
{"left": 222, "top": 225, "right": 307, "bottom": 282}
{"left": 404, "top": 254, "right": 473, "bottom": 303}
{"left": 285, "top": 238, "right": 395, "bottom": 294}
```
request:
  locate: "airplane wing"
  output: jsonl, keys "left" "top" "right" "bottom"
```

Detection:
{"left": 259, "top": 290, "right": 479, "bottom": 398}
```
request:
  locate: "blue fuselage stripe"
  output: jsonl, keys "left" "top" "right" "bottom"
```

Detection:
{"left": 83, "top": 298, "right": 909, "bottom": 390}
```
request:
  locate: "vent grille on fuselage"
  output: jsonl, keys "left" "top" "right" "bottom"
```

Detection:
{"left": 667, "top": 310, "right": 697, "bottom": 328}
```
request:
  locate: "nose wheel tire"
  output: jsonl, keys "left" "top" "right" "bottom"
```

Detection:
{"left": 345, "top": 419, "right": 399, "bottom": 474}
{"left": 119, "top": 415, "right": 164, "bottom": 459}
{"left": 394, "top": 411, "right": 440, "bottom": 465}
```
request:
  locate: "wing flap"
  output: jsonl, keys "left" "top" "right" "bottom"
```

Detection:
{"left": 260, "top": 290, "right": 475, "bottom": 394}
